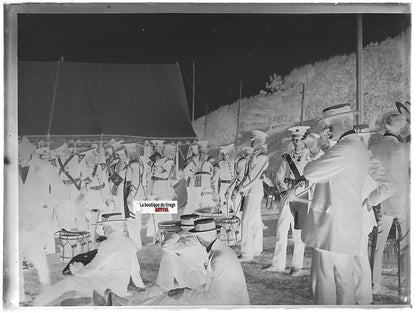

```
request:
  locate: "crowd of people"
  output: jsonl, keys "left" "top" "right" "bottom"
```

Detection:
{"left": 18, "top": 101, "right": 411, "bottom": 306}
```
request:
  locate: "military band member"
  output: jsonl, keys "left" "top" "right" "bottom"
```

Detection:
{"left": 183, "top": 141, "right": 212, "bottom": 214}
{"left": 50, "top": 142, "right": 89, "bottom": 231}
{"left": 217, "top": 144, "right": 235, "bottom": 215}
{"left": 124, "top": 151, "right": 146, "bottom": 249}
{"left": 19, "top": 137, "right": 61, "bottom": 301}
{"left": 140, "top": 141, "right": 153, "bottom": 192}
{"left": 234, "top": 130, "right": 269, "bottom": 262}
{"left": 226, "top": 147, "right": 253, "bottom": 216}
{"left": 301, "top": 103, "right": 370, "bottom": 305}
{"left": 264, "top": 126, "right": 310, "bottom": 276}
{"left": 146, "top": 141, "right": 175, "bottom": 243}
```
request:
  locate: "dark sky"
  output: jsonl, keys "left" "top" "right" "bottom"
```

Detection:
{"left": 18, "top": 13, "right": 410, "bottom": 119}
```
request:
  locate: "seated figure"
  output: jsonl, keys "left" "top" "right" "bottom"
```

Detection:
{"left": 33, "top": 214, "right": 145, "bottom": 306}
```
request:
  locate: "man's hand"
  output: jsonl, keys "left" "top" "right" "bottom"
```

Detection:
{"left": 286, "top": 188, "right": 297, "bottom": 202}
{"left": 168, "top": 287, "right": 190, "bottom": 299}
{"left": 69, "top": 262, "right": 85, "bottom": 275}
{"left": 76, "top": 192, "right": 85, "bottom": 204}
{"left": 279, "top": 190, "right": 288, "bottom": 202}
{"left": 362, "top": 198, "right": 372, "bottom": 212}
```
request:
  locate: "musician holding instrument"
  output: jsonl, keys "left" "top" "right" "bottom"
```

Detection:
{"left": 264, "top": 126, "right": 311, "bottom": 277}
{"left": 146, "top": 141, "right": 175, "bottom": 244}
{"left": 234, "top": 130, "right": 269, "bottom": 262}
{"left": 216, "top": 144, "right": 235, "bottom": 215}
{"left": 182, "top": 141, "right": 213, "bottom": 214}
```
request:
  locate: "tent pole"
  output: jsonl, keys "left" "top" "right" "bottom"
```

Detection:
{"left": 356, "top": 14, "right": 363, "bottom": 124}
{"left": 175, "top": 143, "right": 179, "bottom": 176}
{"left": 47, "top": 57, "right": 63, "bottom": 148}
{"left": 235, "top": 80, "right": 242, "bottom": 153}
{"left": 300, "top": 83, "right": 305, "bottom": 126}
{"left": 192, "top": 61, "right": 195, "bottom": 122}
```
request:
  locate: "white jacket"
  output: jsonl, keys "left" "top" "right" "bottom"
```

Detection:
{"left": 74, "top": 231, "right": 144, "bottom": 296}
{"left": 302, "top": 132, "right": 370, "bottom": 256}
{"left": 370, "top": 135, "right": 410, "bottom": 219}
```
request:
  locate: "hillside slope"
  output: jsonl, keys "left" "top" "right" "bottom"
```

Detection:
{"left": 192, "top": 29, "right": 410, "bottom": 175}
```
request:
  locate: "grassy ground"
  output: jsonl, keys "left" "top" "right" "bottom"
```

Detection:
{"left": 22, "top": 200, "right": 406, "bottom": 306}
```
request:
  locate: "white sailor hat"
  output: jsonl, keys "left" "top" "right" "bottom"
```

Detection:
{"left": 250, "top": 130, "right": 268, "bottom": 142}
{"left": 104, "top": 139, "right": 125, "bottom": 151}
{"left": 242, "top": 146, "right": 254, "bottom": 155}
{"left": 53, "top": 142, "right": 71, "bottom": 155}
{"left": 150, "top": 140, "right": 165, "bottom": 146}
{"left": 288, "top": 126, "right": 310, "bottom": 137}
{"left": 219, "top": 143, "right": 235, "bottom": 154}
{"left": 124, "top": 143, "right": 140, "bottom": 158}
{"left": 197, "top": 141, "right": 209, "bottom": 150}
{"left": 319, "top": 103, "right": 359, "bottom": 122}
{"left": 164, "top": 144, "right": 177, "bottom": 159}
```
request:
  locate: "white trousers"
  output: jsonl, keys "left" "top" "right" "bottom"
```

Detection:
{"left": 353, "top": 229, "right": 372, "bottom": 304}
{"left": 183, "top": 187, "right": 203, "bottom": 215}
{"left": 20, "top": 229, "right": 51, "bottom": 301}
{"left": 311, "top": 248, "right": 355, "bottom": 305}
{"left": 240, "top": 185, "right": 263, "bottom": 259}
{"left": 271, "top": 201, "right": 305, "bottom": 270}
{"left": 372, "top": 214, "right": 394, "bottom": 285}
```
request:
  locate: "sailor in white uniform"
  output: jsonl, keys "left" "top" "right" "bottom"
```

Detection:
{"left": 264, "top": 126, "right": 311, "bottom": 276}
{"left": 19, "top": 137, "right": 61, "bottom": 301}
{"left": 33, "top": 214, "right": 145, "bottom": 306}
{"left": 233, "top": 130, "right": 269, "bottom": 262}
{"left": 217, "top": 144, "right": 235, "bottom": 215}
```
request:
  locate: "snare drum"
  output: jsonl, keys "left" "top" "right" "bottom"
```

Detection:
{"left": 195, "top": 207, "right": 222, "bottom": 219}
{"left": 215, "top": 216, "right": 240, "bottom": 246}
{"left": 158, "top": 221, "right": 181, "bottom": 244}
{"left": 54, "top": 230, "right": 91, "bottom": 263}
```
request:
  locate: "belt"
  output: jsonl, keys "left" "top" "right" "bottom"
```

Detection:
{"left": 195, "top": 171, "right": 211, "bottom": 175}
{"left": 151, "top": 176, "right": 169, "bottom": 181}
{"left": 220, "top": 179, "right": 232, "bottom": 183}
{"left": 62, "top": 179, "right": 80, "bottom": 186}
{"left": 90, "top": 183, "right": 105, "bottom": 191}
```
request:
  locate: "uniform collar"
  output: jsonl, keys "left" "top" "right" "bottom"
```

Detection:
{"left": 338, "top": 129, "right": 356, "bottom": 142}
{"left": 253, "top": 147, "right": 266, "bottom": 155}
{"left": 206, "top": 238, "right": 217, "bottom": 253}
{"left": 384, "top": 132, "right": 403, "bottom": 142}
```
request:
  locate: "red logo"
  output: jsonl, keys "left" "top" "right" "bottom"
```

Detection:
{"left": 155, "top": 207, "right": 169, "bottom": 213}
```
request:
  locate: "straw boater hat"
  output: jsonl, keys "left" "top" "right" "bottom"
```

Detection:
{"left": 396, "top": 101, "right": 410, "bottom": 115}
{"left": 384, "top": 113, "right": 407, "bottom": 132}
{"left": 396, "top": 101, "right": 411, "bottom": 123}
{"left": 318, "top": 103, "right": 359, "bottom": 122}
{"left": 189, "top": 218, "right": 221, "bottom": 242}
{"left": 180, "top": 214, "right": 201, "bottom": 231}
{"left": 100, "top": 213, "right": 125, "bottom": 223}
